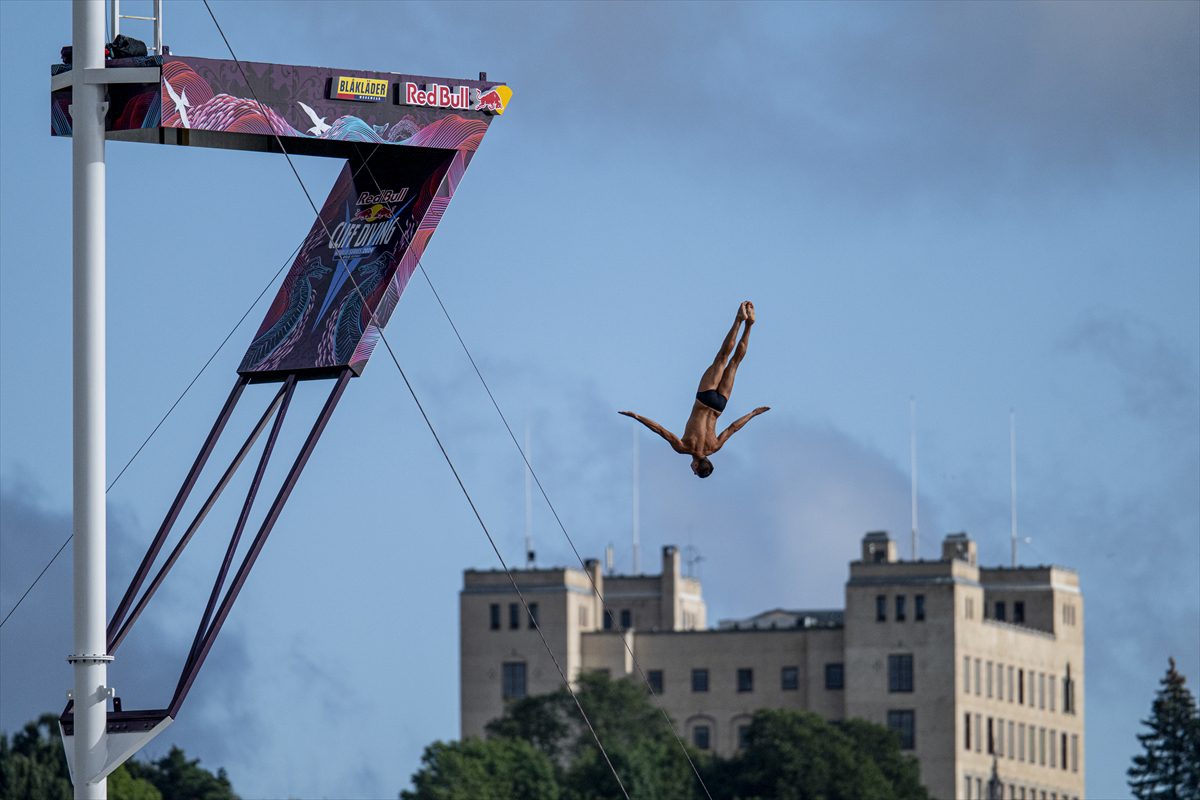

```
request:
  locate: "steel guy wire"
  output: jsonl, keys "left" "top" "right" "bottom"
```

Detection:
{"left": 0, "top": 150, "right": 386, "bottom": 632}
{"left": 353, "top": 156, "right": 715, "bottom": 797}
{"left": 199, "top": 4, "right": 631, "bottom": 795}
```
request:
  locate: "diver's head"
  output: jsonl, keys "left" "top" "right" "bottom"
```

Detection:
{"left": 691, "top": 456, "right": 714, "bottom": 479}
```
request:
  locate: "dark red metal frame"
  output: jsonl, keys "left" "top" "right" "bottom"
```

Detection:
{"left": 62, "top": 368, "right": 352, "bottom": 732}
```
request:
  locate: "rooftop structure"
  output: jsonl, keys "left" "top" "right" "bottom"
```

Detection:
{"left": 460, "top": 532, "right": 1085, "bottom": 800}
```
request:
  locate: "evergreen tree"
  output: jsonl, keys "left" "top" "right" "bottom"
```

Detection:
{"left": 1128, "top": 657, "right": 1200, "bottom": 800}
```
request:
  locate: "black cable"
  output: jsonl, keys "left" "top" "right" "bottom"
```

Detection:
{"left": 0, "top": 151, "right": 382, "bottom": 632}
{"left": 356, "top": 151, "right": 714, "bottom": 799}
{"left": 199, "top": 5, "right": 630, "bottom": 795}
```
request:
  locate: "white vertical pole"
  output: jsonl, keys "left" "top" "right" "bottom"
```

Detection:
{"left": 71, "top": 1, "right": 109, "bottom": 797}
{"left": 1010, "top": 410, "right": 1018, "bottom": 568}
{"left": 523, "top": 426, "right": 532, "bottom": 567}
{"left": 109, "top": 0, "right": 118, "bottom": 38}
{"left": 910, "top": 397, "right": 918, "bottom": 561}
{"left": 632, "top": 429, "right": 639, "bottom": 574}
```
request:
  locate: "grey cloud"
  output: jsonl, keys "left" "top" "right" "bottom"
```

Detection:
{"left": 0, "top": 476, "right": 261, "bottom": 772}
{"left": 642, "top": 417, "right": 923, "bottom": 616}
{"left": 1061, "top": 310, "right": 1200, "bottom": 421}
{"left": 405, "top": 1, "right": 1199, "bottom": 200}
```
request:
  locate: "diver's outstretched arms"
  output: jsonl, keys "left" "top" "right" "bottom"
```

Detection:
{"left": 619, "top": 410, "right": 688, "bottom": 454}
{"left": 714, "top": 406, "right": 770, "bottom": 451}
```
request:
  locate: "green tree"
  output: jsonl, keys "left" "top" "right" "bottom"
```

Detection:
{"left": 124, "top": 746, "right": 238, "bottom": 800}
{"left": 486, "top": 671, "right": 699, "bottom": 800}
{"left": 0, "top": 713, "right": 161, "bottom": 800}
{"left": 726, "top": 709, "right": 932, "bottom": 800}
{"left": 839, "top": 718, "right": 928, "bottom": 800}
{"left": 412, "top": 674, "right": 933, "bottom": 799}
{"left": 400, "top": 737, "right": 558, "bottom": 800}
{"left": 1128, "top": 657, "right": 1200, "bottom": 800}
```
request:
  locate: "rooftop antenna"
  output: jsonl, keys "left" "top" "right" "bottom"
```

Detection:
{"left": 632, "top": 427, "right": 640, "bottom": 574}
{"left": 605, "top": 543, "right": 614, "bottom": 575}
{"left": 1010, "top": 409, "right": 1018, "bottom": 568}
{"left": 683, "top": 545, "right": 705, "bottom": 579}
{"left": 910, "top": 397, "right": 918, "bottom": 561}
{"left": 524, "top": 425, "right": 534, "bottom": 567}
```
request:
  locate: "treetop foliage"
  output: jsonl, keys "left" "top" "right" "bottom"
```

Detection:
{"left": 0, "top": 713, "right": 238, "bottom": 800}
{"left": 406, "top": 672, "right": 931, "bottom": 800}
{"left": 1128, "top": 657, "right": 1200, "bottom": 800}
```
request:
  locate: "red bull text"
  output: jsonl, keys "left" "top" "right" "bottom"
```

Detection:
{"left": 404, "top": 83, "right": 471, "bottom": 111}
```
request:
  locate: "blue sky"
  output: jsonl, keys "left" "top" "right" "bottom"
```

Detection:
{"left": 1, "top": 1, "right": 1197, "bottom": 797}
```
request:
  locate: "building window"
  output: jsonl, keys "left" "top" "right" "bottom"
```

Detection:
{"left": 895, "top": 595, "right": 907, "bottom": 621}
{"left": 915, "top": 594, "right": 926, "bottom": 621}
{"left": 1029, "top": 726, "right": 1036, "bottom": 763}
{"left": 1018, "top": 669, "right": 1025, "bottom": 704}
{"left": 528, "top": 602, "right": 539, "bottom": 629}
{"left": 964, "top": 713, "right": 972, "bottom": 751}
{"left": 603, "top": 610, "right": 613, "bottom": 630}
{"left": 1019, "top": 722, "right": 1026, "bottom": 761}
{"left": 887, "top": 710, "right": 916, "bottom": 750}
{"left": 648, "top": 670, "right": 663, "bottom": 695}
{"left": 1064, "top": 666, "right": 1076, "bottom": 714}
{"left": 987, "top": 716, "right": 995, "bottom": 754}
{"left": 1014, "top": 601, "right": 1025, "bottom": 623}
{"left": 1061, "top": 733, "right": 1068, "bottom": 770}
{"left": 737, "top": 724, "right": 751, "bottom": 750}
{"left": 781, "top": 666, "right": 799, "bottom": 691}
{"left": 1009, "top": 720, "right": 1015, "bottom": 760}
{"left": 508, "top": 603, "right": 519, "bottom": 630}
{"left": 1039, "top": 727, "right": 1046, "bottom": 765}
{"left": 620, "top": 609, "right": 632, "bottom": 630}
{"left": 1008, "top": 665, "right": 1015, "bottom": 703}
{"left": 876, "top": 594, "right": 887, "bottom": 622}
{"left": 966, "top": 597, "right": 975, "bottom": 619}
{"left": 1049, "top": 675, "right": 1056, "bottom": 712}
{"left": 737, "top": 668, "right": 754, "bottom": 693}
{"left": 501, "top": 661, "right": 527, "bottom": 700}
{"left": 825, "top": 663, "right": 845, "bottom": 690}
{"left": 964, "top": 656, "right": 971, "bottom": 693}
{"left": 1049, "top": 728, "right": 1057, "bottom": 768}
{"left": 1071, "top": 734, "right": 1078, "bottom": 772}
{"left": 996, "top": 600, "right": 1007, "bottom": 621}
{"left": 997, "top": 717, "right": 1005, "bottom": 757}
{"left": 888, "top": 654, "right": 914, "bottom": 693}
{"left": 489, "top": 603, "right": 500, "bottom": 630}
{"left": 692, "top": 668, "right": 709, "bottom": 693}
{"left": 693, "top": 724, "right": 710, "bottom": 750}
{"left": 975, "top": 658, "right": 982, "bottom": 695}
{"left": 987, "top": 661, "right": 994, "bottom": 698}
{"left": 975, "top": 714, "right": 982, "bottom": 753}
{"left": 579, "top": 606, "right": 590, "bottom": 628}
{"left": 997, "top": 664, "right": 1005, "bottom": 701}
{"left": 965, "top": 776, "right": 973, "bottom": 799}
{"left": 1039, "top": 672, "right": 1046, "bottom": 709}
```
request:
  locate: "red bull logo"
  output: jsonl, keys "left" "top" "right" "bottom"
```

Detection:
{"left": 404, "top": 82, "right": 471, "bottom": 110}
{"left": 352, "top": 204, "right": 394, "bottom": 223}
{"left": 473, "top": 85, "right": 511, "bottom": 116}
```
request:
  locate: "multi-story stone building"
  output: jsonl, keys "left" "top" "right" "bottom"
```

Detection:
{"left": 460, "top": 531, "right": 1085, "bottom": 800}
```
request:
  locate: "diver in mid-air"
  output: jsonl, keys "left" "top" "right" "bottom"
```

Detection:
{"left": 620, "top": 300, "right": 769, "bottom": 478}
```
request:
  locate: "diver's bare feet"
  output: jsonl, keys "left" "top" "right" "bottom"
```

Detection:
{"left": 744, "top": 301, "right": 755, "bottom": 325}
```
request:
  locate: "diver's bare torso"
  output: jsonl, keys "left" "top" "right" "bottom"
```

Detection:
{"left": 620, "top": 301, "right": 769, "bottom": 477}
